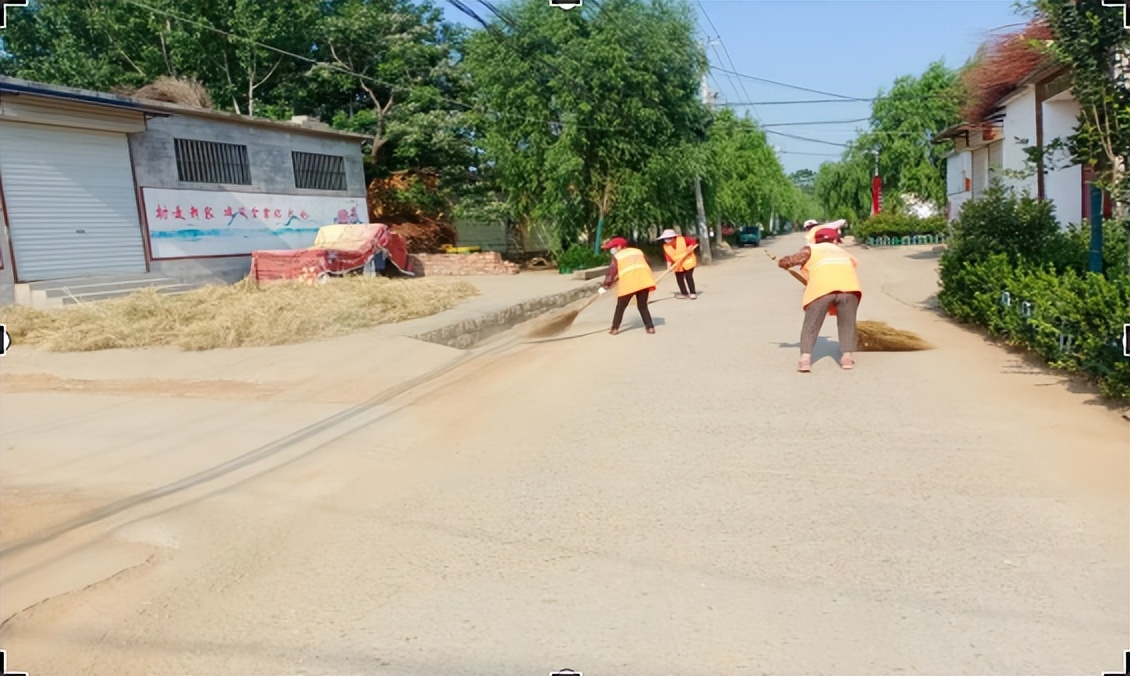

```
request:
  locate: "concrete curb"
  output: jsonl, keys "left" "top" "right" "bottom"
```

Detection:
{"left": 413, "top": 281, "right": 602, "bottom": 350}
{"left": 572, "top": 266, "right": 609, "bottom": 281}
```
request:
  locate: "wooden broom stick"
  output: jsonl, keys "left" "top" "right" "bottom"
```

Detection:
{"left": 764, "top": 249, "right": 808, "bottom": 286}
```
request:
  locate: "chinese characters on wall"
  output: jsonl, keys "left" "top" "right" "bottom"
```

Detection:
{"left": 141, "top": 188, "right": 367, "bottom": 259}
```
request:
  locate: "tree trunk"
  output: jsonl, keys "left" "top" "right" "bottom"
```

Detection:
{"left": 715, "top": 214, "right": 724, "bottom": 250}
{"left": 694, "top": 177, "right": 712, "bottom": 264}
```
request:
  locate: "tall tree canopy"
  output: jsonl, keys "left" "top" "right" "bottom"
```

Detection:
{"left": 814, "top": 60, "right": 963, "bottom": 222}
{"left": 0, "top": 0, "right": 474, "bottom": 184}
{"left": 461, "top": 0, "right": 708, "bottom": 245}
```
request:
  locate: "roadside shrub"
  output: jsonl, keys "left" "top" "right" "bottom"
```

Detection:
{"left": 939, "top": 184, "right": 1130, "bottom": 401}
{"left": 942, "top": 180, "right": 1060, "bottom": 269}
{"left": 853, "top": 213, "right": 947, "bottom": 240}
{"left": 555, "top": 245, "right": 610, "bottom": 273}
{"left": 1046, "top": 220, "right": 1130, "bottom": 278}
{"left": 940, "top": 253, "right": 1130, "bottom": 400}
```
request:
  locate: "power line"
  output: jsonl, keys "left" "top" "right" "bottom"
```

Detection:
{"left": 761, "top": 118, "right": 870, "bottom": 127}
{"left": 764, "top": 129, "right": 851, "bottom": 147}
{"left": 696, "top": 0, "right": 759, "bottom": 122}
{"left": 720, "top": 99, "right": 872, "bottom": 106}
{"left": 709, "top": 66, "right": 868, "bottom": 101}
{"left": 778, "top": 150, "right": 844, "bottom": 157}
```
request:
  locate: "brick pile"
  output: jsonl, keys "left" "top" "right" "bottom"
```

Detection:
{"left": 410, "top": 252, "right": 521, "bottom": 276}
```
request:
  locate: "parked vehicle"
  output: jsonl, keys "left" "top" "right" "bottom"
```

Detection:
{"left": 737, "top": 225, "right": 762, "bottom": 247}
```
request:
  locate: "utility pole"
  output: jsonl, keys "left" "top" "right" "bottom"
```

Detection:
{"left": 694, "top": 52, "right": 714, "bottom": 264}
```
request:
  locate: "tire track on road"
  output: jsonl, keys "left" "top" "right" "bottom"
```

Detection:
{"left": 0, "top": 335, "right": 530, "bottom": 562}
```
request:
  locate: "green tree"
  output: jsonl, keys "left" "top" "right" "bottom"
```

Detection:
{"left": 813, "top": 60, "right": 963, "bottom": 222}
{"left": 814, "top": 152, "right": 874, "bottom": 222}
{"left": 303, "top": 0, "right": 472, "bottom": 175}
{"left": 0, "top": 0, "right": 319, "bottom": 118}
{"left": 461, "top": 0, "right": 708, "bottom": 251}
{"left": 703, "top": 109, "right": 800, "bottom": 229}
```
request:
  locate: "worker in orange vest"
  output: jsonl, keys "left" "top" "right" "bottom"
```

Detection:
{"left": 657, "top": 228, "right": 699, "bottom": 299}
{"left": 777, "top": 226, "right": 862, "bottom": 372}
{"left": 599, "top": 236, "right": 657, "bottom": 335}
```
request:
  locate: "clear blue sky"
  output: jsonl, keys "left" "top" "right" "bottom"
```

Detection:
{"left": 441, "top": 0, "right": 1027, "bottom": 175}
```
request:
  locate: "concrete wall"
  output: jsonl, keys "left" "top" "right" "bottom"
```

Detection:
{"left": 150, "top": 256, "right": 252, "bottom": 284}
{"left": 947, "top": 191, "right": 972, "bottom": 222}
{"left": 131, "top": 115, "right": 366, "bottom": 197}
{"left": 127, "top": 114, "right": 366, "bottom": 283}
{"left": 971, "top": 145, "right": 990, "bottom": 198}
{"left": 946, "top": 151, "right": 971, "bottom": 196}
{"left": 455, "top": 219, "right": 507, "bottom": 251}
{"left": 1001, "top": 87, "right": 1039, "bottom": 198}
{"left": 1042, "top": 95, "right": 1083, "bottom": 226}
{"left": 944, "top": 151, "right": 972, "bottom": 223}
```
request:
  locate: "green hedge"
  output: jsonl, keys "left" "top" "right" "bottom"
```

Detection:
{"left": 853, "top": 213, "right": 947, "bottom": 240}
{"left": 555, "top": 245, "right": 610, "bottom": 273}
{"left": 939, "top": 256, "right": 1130, "bottom": 400}
{"left": 938, "top": 182, "right": 1130, "bottom": 401}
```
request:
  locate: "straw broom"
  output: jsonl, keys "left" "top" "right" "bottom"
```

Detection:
{"left": 528, "top": 244, "right": 698, "bottom": 337}
{"left": 764, "top": 249, "right": 932, "bottom": 352}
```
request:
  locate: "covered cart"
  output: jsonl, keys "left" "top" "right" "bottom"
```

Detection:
{"left": 249, "top": 223, "right": 413, "bottom": 285}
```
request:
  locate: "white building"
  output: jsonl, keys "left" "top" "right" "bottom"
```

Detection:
{"left": 935, "top": 63, "right": 1111, "bottom": 227}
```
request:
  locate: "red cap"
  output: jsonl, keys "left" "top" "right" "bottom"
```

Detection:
{"left": 814, "top": 227, "right": 842, "bottom": 243}
{"left": 601, "top": 237, "right": 629, "bottom": 250}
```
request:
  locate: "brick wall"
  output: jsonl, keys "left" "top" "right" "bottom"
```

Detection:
{"left": 410, "top": 251, "right": 521, "bottom": 276}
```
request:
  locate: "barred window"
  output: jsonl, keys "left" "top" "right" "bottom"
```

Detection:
{"left": 174, "top": 138, "right": 251, "bottom": 185}
{"left": 292, "top": 151, "right": 347, "bottom": 191}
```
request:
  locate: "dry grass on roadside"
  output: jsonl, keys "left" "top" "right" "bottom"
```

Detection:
{"left": 0, "top": 276, "right": 479, "bottom": 352}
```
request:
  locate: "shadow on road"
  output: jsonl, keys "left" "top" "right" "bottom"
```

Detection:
{"left": 776, "top": 336, "right": 843, "bottom": 363}
{"left": 905, "top": 247, "right": 944, "bottom": 260}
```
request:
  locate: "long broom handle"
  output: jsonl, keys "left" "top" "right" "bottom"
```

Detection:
{"left": 764, "top": 249, "right": 808, "bottom": 286}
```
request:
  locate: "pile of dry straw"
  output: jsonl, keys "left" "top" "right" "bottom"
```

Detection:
{"left": 0, "top": 276, "right": 478, "bottom": 352}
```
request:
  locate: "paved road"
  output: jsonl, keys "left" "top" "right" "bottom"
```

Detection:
{"left": 0, "top": 234, "right": 1126, "bottom": 675}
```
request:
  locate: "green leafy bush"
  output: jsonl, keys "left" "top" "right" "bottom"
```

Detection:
{"left": 943, "top": 181, "right": 1060, "bottom": 269}
{"left": 1046, "top": 221, "right": 1130, "bottom": 277}
{"left": 938, "top": 183, "right": 1130, "bottom": 401}
{"left": 853, "top": 213, "right": 946, "bottom": 240}
{"left": 939, "top": 255, "right": 1129, "bottom": 399}
{"left": 555, "top": 245, "right": 610, "bottom": 273}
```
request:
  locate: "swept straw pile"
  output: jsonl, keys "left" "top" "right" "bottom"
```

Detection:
{"left": 856, "top": 320, "right": 933, "bottom": 352}
{"left": 0, "top": 276, "right": 478, "bottom": 352}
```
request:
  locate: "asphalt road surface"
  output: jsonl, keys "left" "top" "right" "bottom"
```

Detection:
{"left": 1, "top": 237, "right": 1126, "bottom": 675}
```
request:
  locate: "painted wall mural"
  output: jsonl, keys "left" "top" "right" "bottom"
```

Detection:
{"left": 141, "top": 188, "right": 368, "bottom": 258}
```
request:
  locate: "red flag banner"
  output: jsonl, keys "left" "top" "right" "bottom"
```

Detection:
{"left": 871, "top": 175, "right": 882, "bottom": 217}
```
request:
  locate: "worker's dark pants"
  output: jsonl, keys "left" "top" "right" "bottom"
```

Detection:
{"left": 612, "top": 290, "right": 653, "bottom": 330}
{"left": 675, "top": 269, "right": 697, "bottom": 296}
{"left": 800, "top": 292, "right": 860, "bottom": 354}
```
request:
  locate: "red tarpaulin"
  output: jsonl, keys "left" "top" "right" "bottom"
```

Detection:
{"left": 250, "top": 223, "right": 413, "bottom": 285}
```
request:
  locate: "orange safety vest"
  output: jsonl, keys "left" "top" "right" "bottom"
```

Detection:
{"left": 800, "top": 242, "right": 861, "bottom": 310}
{"left": 613, "top": 247, "right": 657, "bottom": 297}
{"left": 663, "top": 236, "right": 697, "bottom": 272}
